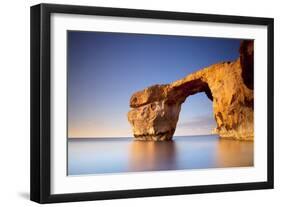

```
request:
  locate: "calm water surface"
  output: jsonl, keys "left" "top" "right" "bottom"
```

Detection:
{"left": 68, "top": 135, "right": 253, "bottom": 175}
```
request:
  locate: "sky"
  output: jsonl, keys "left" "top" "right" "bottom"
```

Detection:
{"left": 67, "top": 31, "right": 241, "bottom": 138}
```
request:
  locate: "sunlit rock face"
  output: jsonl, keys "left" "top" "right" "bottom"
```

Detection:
{"left": 127, "top": 41, "right": 254, "bottom": 141}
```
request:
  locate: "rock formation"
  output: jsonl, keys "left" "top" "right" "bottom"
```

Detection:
{"left": 127, "top": 41, "right": 254, "bottom": 141}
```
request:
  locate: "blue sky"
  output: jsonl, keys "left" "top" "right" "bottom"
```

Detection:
{"left": 67, "top": 31, "right": 241, "bottom": 138}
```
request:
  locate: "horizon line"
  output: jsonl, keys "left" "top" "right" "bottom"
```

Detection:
{"left": 68, "top": 133, "right": 217, "bottom": 139}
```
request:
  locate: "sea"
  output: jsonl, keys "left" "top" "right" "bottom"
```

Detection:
{"left": 68, "top": 135, "right": 253, "bottom": 176}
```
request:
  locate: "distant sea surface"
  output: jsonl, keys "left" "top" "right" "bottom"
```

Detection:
{"left": 68, "top": 135, "right": 253, "bottom": 175}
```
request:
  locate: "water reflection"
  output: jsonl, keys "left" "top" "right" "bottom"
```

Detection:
{"left": 68, "top": 135, "right": 253, "bottom": 175}
{"left": 215, "top": 138, "right": 253, "bottom": 167}
{"left": 129, "top": 141, "right": 177, "bottom": 171}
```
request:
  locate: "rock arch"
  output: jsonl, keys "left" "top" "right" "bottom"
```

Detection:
{"left": 127, "top": 41, "right": 254, "bottom": 141}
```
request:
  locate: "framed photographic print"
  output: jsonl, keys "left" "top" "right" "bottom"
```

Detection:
{"left": 30, "top": 3, "right": 274, "bottom": 203}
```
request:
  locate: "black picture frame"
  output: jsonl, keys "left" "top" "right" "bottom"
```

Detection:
{"left": 30, "top": 3, "right": 274, "bottom": 204}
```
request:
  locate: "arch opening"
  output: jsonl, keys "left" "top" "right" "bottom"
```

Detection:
{"left": 175, "top": 91, "right": 216, "bottom": 137}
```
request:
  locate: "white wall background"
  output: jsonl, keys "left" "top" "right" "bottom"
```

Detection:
{"left": 0, "top": 0, "right": 279, "bottom": 206}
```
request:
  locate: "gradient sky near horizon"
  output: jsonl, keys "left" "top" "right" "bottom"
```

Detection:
{"left": 67, "top": 31, "right": 242, "bottom": 138}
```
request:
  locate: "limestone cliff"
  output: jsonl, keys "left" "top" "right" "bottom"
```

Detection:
{"left": 127, "top": 41, "right": 254, "bottom": 141}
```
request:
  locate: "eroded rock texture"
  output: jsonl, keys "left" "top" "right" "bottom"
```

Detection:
{"left": 128, "top": 41, "right": 254, "bottom": 141}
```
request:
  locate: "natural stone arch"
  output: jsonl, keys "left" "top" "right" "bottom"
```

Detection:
{"left": 127, "top": 41, "right": 254, "bottom": 141}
